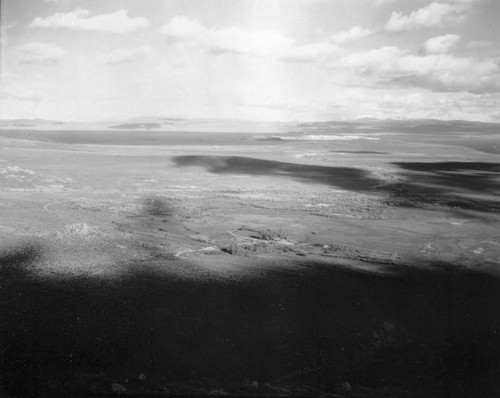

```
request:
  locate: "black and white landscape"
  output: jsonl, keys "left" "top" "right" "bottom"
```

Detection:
{"left": 1, "top": 1, "right": 500, "bottom": 397}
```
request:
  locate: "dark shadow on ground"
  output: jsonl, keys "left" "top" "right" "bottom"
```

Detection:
{"left": 173, "top": 156, "right": 500, "bottom": 215}
{"left": 173, "top": 155, "right": 381, "bottom": 191}
{"left": 1, "top": 244, "right": 500, "bottom": 397}
{"left": 392, "top": 162, "right": 500, "bottom": 194}
{"left": 385, "top": 161, "right": 500, "bottom": 214}
{"left": 330, "top": 151, "right": 388, "bottom": 155}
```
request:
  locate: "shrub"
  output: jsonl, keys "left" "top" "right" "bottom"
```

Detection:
{"left": 144, "top": 196, "right": 174, "bottom": 216}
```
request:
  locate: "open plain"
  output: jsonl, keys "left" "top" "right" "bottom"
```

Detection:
{"left": 1, "top": 119, "right": 500, "bottom": 397}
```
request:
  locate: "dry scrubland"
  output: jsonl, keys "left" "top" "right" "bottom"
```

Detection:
{"left": 0, "top": 120, "right": 500, "bottom": 397}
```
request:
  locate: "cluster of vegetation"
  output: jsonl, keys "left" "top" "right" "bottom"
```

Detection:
{"left": 144, "top": 196, "right": 174, "bottom": 217}
{"left": 238, "top": 225, "right": 284, "bottom": 241}
{"left": 221, "top": 240, "right": 306, "bottom": 257}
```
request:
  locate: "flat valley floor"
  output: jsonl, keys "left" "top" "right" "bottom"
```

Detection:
{"left": 1, "top": 122, "right": 500, "bottom": 397}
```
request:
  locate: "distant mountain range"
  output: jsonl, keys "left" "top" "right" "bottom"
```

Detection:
{"left": 0, "top": 117, "right": 498, "bottom": 133}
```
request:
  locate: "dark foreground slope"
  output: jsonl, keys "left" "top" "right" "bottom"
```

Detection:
{"left": 1, "top": 244, "right": 500, "bottom": 397}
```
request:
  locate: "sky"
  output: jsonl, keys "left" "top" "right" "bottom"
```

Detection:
{"left": 1, "top": 0, "right": 499, "bottom": 122}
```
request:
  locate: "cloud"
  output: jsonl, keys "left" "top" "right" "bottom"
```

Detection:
{"left": 447, "top": 0, "right": 482, "bottom": 5}
{"left": 13, "top": 42, "right": 66, "bottom": 64}
{"left": 99, "top": 47, "right": 150, "bottom": 65}
{"left": 336, "top": 46, "right": 500, "bottom": 93}
{"left": 30, "top": 8, "right": 150, "bottom": 33}
{"left": 0, "top": 90, "right": 44, "bottom": 102}
{"left": 467, "top": 40, "right": 491, "bottom": 49}
{"left": 337, "top": 46, "right": 404, "bottom": 73}
{"left": 210, "top": 28, "right": 292, "bottom": 56}
{"left": 331, "top": 26, "right": 374, "bottom": 44}
{"left": 160, "top": 16, "right": 339, "bottom": 63}
{"left": 385, "top": 2, "right": 467, "bottom": 32}
{"left": 43, "top": 0, "right": 71, "bottom": 5}
{"left": 369, "top": 0, "right": 397, "bottom": 6}
{"left": 280, "top": 42, "right": 338, "bottom": 62}
{"left": 160, "top": 16, "right": 292, "bottom": 57}
{"left": 422, "top": 34, "right": 460, "bottom": 54}
{"left": 159, "top": 16, "right": 205, "bottom": 42}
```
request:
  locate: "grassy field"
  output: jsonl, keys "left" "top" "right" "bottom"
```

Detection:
{"left": 0, "top": 121, "right": 499, "bottom": 397}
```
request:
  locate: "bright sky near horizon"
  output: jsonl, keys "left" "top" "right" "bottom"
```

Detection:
{"left": 1, "top": 0, "right": 499, "bottom": 122}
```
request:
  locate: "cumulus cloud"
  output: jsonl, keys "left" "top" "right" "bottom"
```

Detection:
{"left": 331, "top": 26, "right": 374, "bottom": 44}
{"left": 160, "top": 16, "right": 293, "bottom": 57}
{"left": 160, "top": 16, "right": 341, "bottom": 63}
{"left": 385, "top": 2, "right": 467, "bottom": 32}
{"left": 159, "top": 16, "right": 205, "bottom": 42}
{"left": 336, "top": 46, "right": 500, "bottom": 93}
{"left": 13, "top": 42, "right": 66, "bottom": 64}
{"left": 30, "top": 8, "right": 150, "bottom": 33}
{"left": 337, "top": 46, "right": 404, "bottom": 73}
{"left": 99, "top": 47, "right": 150, "bottom": 65}
{"left": 422, "top": 34, "right": 460, "bottom": 54}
